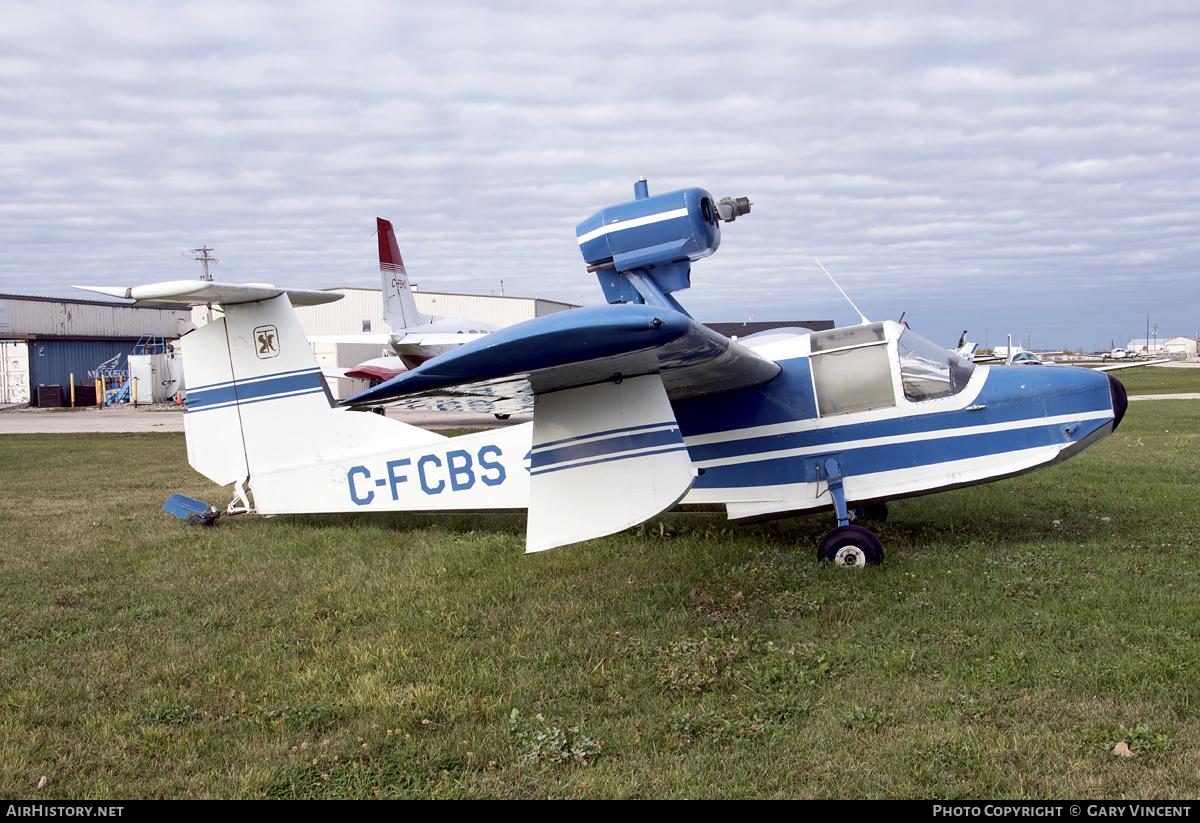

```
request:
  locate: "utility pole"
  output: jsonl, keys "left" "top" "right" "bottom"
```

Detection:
{"left": 188, "top": 246, "right": 218, "bottom": 281}
{"left": 186, "top": 246, "right": 219, "bottom": 324}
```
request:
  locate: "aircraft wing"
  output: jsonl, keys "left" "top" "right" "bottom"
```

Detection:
{"left": 342, "top": 303, "right": 782, "bottom": 415}
{"left": 307, "top": 330, "right": 497, "bottom": 381}
{"left": 75, "top": 281, "right": 343, "bottom": 308}
{"left": 305, "top": 331, "right": 492, "bottom": 350}
{"left": 306, "top": 333, "right": 395, "bottom": 345}
{"left": 388, "top": 332, "right": 491, "bottom": 347}
{"left": 1093, "top": 358, "right": 1173, "bottom": 372}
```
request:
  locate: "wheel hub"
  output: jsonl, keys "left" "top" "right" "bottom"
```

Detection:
{"left": 833, "top": 546, "right": 867, "bottom": 568}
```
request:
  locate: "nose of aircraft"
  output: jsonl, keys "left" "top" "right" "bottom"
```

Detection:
{"left": 1108, "top": 373, "right": 1128, "bottom": 431}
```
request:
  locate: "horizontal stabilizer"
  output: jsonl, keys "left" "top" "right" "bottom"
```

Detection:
{"left": 163, "top": 493, "right": 211, "bottom": 518}
{"left": 162, "top": 493, "right": 220, "bottom": 525}
{"left": 75, "top": 281, "right": 343, "bottom": 308}
{"left": 343, "top": 304, "right": 781, "bottom": 415}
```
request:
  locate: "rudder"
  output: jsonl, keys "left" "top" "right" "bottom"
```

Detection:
{"left": 377, "top": 217, "right": 425, "bottom": 330}
{"left": 183, "top": 293, "right": 444, "bottom": 494}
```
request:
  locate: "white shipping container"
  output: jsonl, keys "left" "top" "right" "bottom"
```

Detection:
{"left": 127, "top": 353, "right": 174, "bottom": 403}
{"left": 1, "top": 340, "right": 30, "bottom": 404}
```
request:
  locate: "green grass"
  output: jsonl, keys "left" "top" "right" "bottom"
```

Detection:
{"left": 1, "top": 402, "right": 1199, "bottom": 799}
{"left": 1097, "top": 366, "right": 1200, "bottom": 395}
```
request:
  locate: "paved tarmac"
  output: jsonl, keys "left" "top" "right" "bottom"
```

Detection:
{"left": 0, "top": 405, "right": 529, "bottom": 434}
{"left": 1128, "top": 393, "right": 1200, "bottom": 401}
{"left": 2, "top": 393, "right": 1195, "bottom": 433}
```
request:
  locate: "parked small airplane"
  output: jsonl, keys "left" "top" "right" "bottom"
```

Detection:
{"left": 80, "top": 180, "right": 1128, "bottom": 567}
{"left": 309, "top": 217, "right": 498, "bottom": 370}
{"left": 1101, "top": 341, "right": 1130, "bottom": 361}
{"left": 954, "top": 331, "right": 978, "bottom": 361}
{"left": 974, "top": 344, "right": 1168, "bottom": 372}
{"left": 1009, "top": 351, "right": 1045, "bottom": 366}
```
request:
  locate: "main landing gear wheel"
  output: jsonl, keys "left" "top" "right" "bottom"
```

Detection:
{"left": 494, "top": 413, "right": 511, "bottom": 420}
{"left": 818, "top": 525, "right": 884, "bottom": 568}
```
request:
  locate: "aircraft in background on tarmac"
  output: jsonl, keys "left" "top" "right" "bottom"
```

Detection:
{"left": 309, "top": 217, "right": 498, "bottom": 372}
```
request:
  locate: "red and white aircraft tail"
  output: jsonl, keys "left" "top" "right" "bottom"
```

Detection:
{"left": 308, "top": 219, "right": 499, "bottom": 373}
{"left": 377, "top": 217, "right": 426, "bottom": 331}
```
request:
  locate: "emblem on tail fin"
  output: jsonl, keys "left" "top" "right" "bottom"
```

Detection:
{"left": 254, "top": 325, "right": 279, "bottom": 358}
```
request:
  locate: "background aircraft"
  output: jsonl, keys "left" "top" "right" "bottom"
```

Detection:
{"left": 308, "top": 217, "right": 498, "bottom": 370}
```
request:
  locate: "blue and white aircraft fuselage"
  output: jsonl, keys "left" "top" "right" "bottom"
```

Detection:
{"left": 82, "top": 180, "right": 1126, "bottom": 567}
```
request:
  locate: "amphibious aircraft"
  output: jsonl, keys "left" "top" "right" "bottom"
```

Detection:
{"left": 79, "top": 180, "right": 1127, "bottom": 567}
{"left": 308, "top": 217, "right": 498, "bottom": 370}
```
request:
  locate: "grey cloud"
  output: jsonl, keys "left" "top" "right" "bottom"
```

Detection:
{"left": 1, "top": 1, "right": 1197, "bottom": 351}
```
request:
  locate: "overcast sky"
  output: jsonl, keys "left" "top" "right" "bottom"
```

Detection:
{"left": 2, "top": 1, "right": 1196, "bottom": 351}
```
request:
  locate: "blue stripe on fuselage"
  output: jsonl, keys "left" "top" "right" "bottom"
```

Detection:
{"left": 186, "top": 368, "right": 326, "bottom": 412}
{"left": 690, "top": 416, "right": 1099, "bottom": 489}
{"left": 532, "top": 423, "right": 683, "bottom": 472}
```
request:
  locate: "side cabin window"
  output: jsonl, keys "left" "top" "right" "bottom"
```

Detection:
{"left": 810, "top": 323, "right": 896, "bottom": 416}
{"left": 896, "top": 330, "right": 975, "bottom": 402}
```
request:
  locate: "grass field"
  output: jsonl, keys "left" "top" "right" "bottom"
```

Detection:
{"left": 1, "top": 399, "right": 1198, "bottom": 799}
{"left": 1086, "top": 366, "right": 1200, "bottom": 396}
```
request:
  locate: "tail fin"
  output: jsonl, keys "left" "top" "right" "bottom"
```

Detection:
{"left": 181, "top": 289, "right": 531, "bottom": 516}
{"left": 377, "top": 218, "right": 425, "bottom": 331}
{"left": 178, "top": 289, "right": 445, "bottom": 510}
{"left": 77, "top": 279, "right": 532, "bottom": 520}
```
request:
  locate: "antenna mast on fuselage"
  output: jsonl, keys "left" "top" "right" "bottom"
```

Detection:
{"left": 814, "top": 258, "right": 869, "bottom": 325}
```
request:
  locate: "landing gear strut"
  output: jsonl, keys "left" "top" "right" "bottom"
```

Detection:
{"left": 816, "top": 455, "right": 884, "bottom": 567}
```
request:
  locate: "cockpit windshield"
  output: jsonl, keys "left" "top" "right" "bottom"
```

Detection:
{"left": 897, "top": 330, "right": 975, "bottom": 401}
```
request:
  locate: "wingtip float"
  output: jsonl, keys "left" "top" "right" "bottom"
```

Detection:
{"left": 81, "top": 179, "right": 1126, "bottom": 566}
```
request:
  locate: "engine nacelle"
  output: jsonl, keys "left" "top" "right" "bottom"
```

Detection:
{"left": 576, "top": 180, "right": 750, "bottom": 307}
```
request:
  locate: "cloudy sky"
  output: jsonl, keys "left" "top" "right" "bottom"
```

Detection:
{"left": 2, "top": 1, "right": 1197, "bottom": 351}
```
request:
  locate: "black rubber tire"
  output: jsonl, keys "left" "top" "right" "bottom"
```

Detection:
{"left": 817, "top": 524, "right": 884, "bottom": 568}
